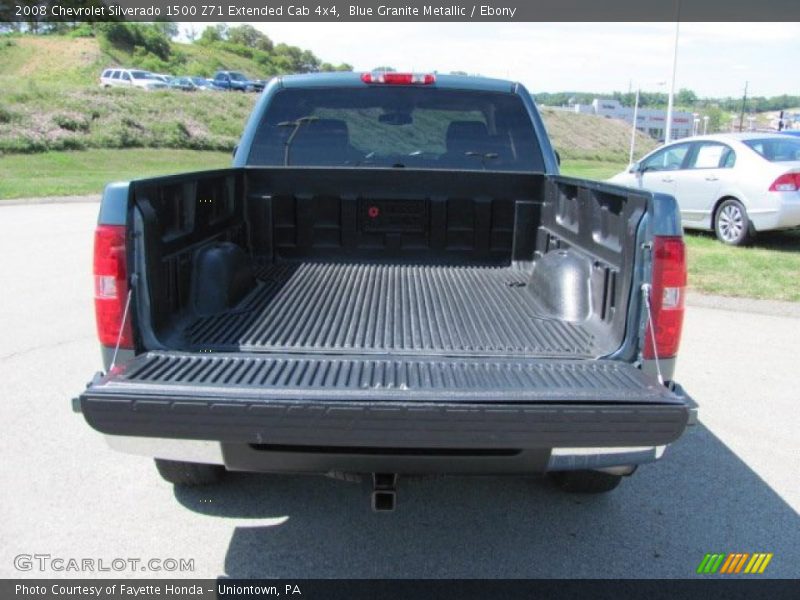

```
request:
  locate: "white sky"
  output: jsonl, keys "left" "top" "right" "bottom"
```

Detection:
{"left": 181, "top": 22, "right": 799, "bottom": 98}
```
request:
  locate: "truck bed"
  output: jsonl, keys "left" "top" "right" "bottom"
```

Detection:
{"left": 133, "top": 168, "right": 646, "bottom": 363}
{"left": 179, "top": 262, "right": 598, "bottom": 358}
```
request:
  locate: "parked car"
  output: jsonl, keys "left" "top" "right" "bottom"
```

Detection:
{"left": 212, "top": 70, "right": 264, "bottom": 92}
{"left": 168, "top": 76, "right": 200, "bottom": 92}
{"left": 99, "top": 68, "right": 168, "bottom": 90}
{"left": 779, "top": 130, "right": 800, "bottom": 138}
{"left": 77, "top": 72, "right": 696, "bottom": 506}
{"left": 188, "top": 76, "right": 215, "bottom": 91}
{"left": 609, "top": 133, "right": 800, "bottom": 245}
{"left": 149, "top": 73, "right": 174, "bottom": 84}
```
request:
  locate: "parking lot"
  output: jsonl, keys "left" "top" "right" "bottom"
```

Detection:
{"left": 0, "top": 201, "right": 797, "bottom": 579}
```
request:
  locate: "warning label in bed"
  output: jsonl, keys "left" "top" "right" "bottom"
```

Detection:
{"left": 360, "top": 199, "right": 428, "bottom": 232}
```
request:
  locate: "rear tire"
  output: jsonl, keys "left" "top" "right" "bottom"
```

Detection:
{"left": 714, "top": 199, "right": 752, "bottom": 246}
{"left": 549, "top": 470, "right": 623, "bottom": 494}
{"left": 154, "top": 459, "right": 224, "bottom": 486}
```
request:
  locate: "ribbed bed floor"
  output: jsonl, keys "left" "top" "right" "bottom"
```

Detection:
{"left": 183, "top": 263, "right": 598, "bottom": 357}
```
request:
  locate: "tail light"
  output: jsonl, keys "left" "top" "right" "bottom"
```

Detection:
{"left": 361, "top": 72, "right": 435, "bottom": 85}
{"left": 643, "top": 236, "right": 686, "bottom": 360}
{"left": 93, "top": 224, "right": 133, "bottom": 348}
{"left": 768, "top": 172, "right": 800, "bottom": 192}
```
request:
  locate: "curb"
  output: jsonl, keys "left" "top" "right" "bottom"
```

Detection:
{"left": 0, "top": 194, "right": 100, "bottom": 206}
{"left": 686, "top": 292, "right": 800, "bottom": 319}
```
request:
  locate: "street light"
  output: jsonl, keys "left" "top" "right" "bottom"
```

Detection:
{"left": 664, "top": 21, "right": 681, "bottom": 144}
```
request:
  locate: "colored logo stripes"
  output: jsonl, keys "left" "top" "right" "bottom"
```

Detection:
{"left": 697, "top": 553, "right": 773, "bottom": 574}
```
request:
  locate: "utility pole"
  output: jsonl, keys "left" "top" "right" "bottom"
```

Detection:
{"left": 664, "top": 20, "right": 681, "bottom": 144}
{"left": 738, "top": 81, "right": 748, "bottom": 132}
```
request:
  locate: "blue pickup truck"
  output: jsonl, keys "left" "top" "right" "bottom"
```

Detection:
{"left": 76, "top": 71, "right": 696, "bottom": 510}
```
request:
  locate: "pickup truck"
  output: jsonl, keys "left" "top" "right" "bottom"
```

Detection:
{"left": 76, "top": 71, "right": 696, "bottom": 510}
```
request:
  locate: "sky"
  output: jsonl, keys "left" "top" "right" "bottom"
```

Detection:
{"left": 181, "top": 22, "right": 799, "bottom": 98}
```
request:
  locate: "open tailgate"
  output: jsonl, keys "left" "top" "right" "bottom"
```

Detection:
{"left": 79, "top": 352, "right": 690, "bottom": 449}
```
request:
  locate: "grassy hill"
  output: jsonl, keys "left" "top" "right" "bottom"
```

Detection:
{"left": 0, "top": 35, "right": 263, "bottom": 154}
{"left": 0, "top": 35, "right": 655, "bottom": 164}
{"left": 541, "top": 108, "right": 657, "bottom": 162}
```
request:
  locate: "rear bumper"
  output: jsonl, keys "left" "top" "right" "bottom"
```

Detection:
{"left": 749, "top": 194, "right": 800, "bottom": 231}
{"left": 103, "top": 436, "right": 681, "bottom": 475}
{"left": 97, "top": 384, "right": 696, "bottom": 475}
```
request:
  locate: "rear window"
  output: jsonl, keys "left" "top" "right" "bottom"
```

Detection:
{"left": 743, "top": 138, "right": 800, "bottom": 162}
{"left": 247, "top": 87, "right": 543, "bottom": 171}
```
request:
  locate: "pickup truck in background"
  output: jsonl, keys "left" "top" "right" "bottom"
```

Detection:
{"left": 76, "top": 72, "right": 696, "bottom": 510}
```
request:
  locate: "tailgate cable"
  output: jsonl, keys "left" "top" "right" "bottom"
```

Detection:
{"left": 110, "top": 288, "right": 133, "bottom": 372}
{"left": 641, "top": 283, "right": 664, "bottom": 385}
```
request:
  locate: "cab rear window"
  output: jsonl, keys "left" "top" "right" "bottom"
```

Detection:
{"left": 247, "top": 87, "right": 544, "bottom": 171}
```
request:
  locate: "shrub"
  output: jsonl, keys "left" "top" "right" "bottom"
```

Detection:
{"left": 54, "top": 136, "right": 87, "bottom": 151}
{"left": 53, "top": 114, "right": 90, "bottom": 133}
{"left": 0, "top": 106, "right": 17, "bottom": 124}
{"left": 98, "top": 23, "right": 172, "bottom": 61}
{"left": 67, "top": 24, "right": 95, "bottom": 38}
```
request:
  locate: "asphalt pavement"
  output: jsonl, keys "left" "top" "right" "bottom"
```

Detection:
{"left": 0, "top": 202, "right": 797, "bottom": 579}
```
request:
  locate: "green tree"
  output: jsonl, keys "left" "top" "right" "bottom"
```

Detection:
{"left": 227, "top": 25, "right": 273, "bottom": 52}
{"left": 152, "top": 21, "right": 179, "bottom": 40}
{"left": 197, "top": 24, "right": 228, "bottom": 45}
{"left": 703, "top": 106, "right": 725, "bottom": 133}
{"left": 677, "top": 88, "right": 698, "bottom": 107}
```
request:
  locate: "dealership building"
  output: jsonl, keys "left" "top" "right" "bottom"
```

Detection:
{"left": 571, "top": 98, "right": 694, "bottom": 140}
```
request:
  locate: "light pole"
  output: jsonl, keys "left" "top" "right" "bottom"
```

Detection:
{"left": 664, "top": 21, "right": 681, "bottom": 144}
{"left": 628, "top": 88, "right": 641, "bottom": 166}
{"left": 703, "top": 115, "right": 709, "bottom": 135}
{"left": 629, "top": 81, "right": 666, "bottom": 166}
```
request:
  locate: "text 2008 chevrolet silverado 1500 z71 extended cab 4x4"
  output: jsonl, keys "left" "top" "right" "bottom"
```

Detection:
{"left": 76, "top": 72, "right": 697, "bottom": 509}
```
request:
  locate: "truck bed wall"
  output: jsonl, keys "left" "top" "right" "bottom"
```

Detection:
{"left": 131, "top": 168, "right": 643, "bottom": 356}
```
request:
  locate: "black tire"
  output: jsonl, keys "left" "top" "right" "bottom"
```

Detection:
{"left": 549, "top": 470, "right": 623, "bottom": 494}
{"left": 714, "top": 198, "right": 752, "bottom": 246}
{"left": 154, "top": 459, "right": 225, "bottom": 486}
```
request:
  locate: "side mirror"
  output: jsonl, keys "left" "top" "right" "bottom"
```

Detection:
{"left": 232, "top": 144, "right": 239, "bottom": 159}
{"left": 628, "top": 162, "right": 639, "bottom": 174}
{"left": 554, "top": 150, "right": 561, "bottom": 166}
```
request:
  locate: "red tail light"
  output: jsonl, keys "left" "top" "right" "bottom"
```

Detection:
{"left": 361, "top": 72, "right": 435, "bottom": 85}
{"left": 93, "top": 225, "right": 133, "bottom": 348}
{"left": 768, "top": 172, "right": 800, "bottom": 192}
{"left": 643, "top": 236, "right": 686, "bottom": 360}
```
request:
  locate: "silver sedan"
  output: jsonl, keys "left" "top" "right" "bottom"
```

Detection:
{"left": 609, "top": 133, "right": 800, "bottom": 245}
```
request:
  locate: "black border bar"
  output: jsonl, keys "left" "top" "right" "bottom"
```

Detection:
{"left": 2, "top": 0, "right": 800, "bottom": 22}
{"left": 3, "top": 579, "right": 800, "bottom": 600}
